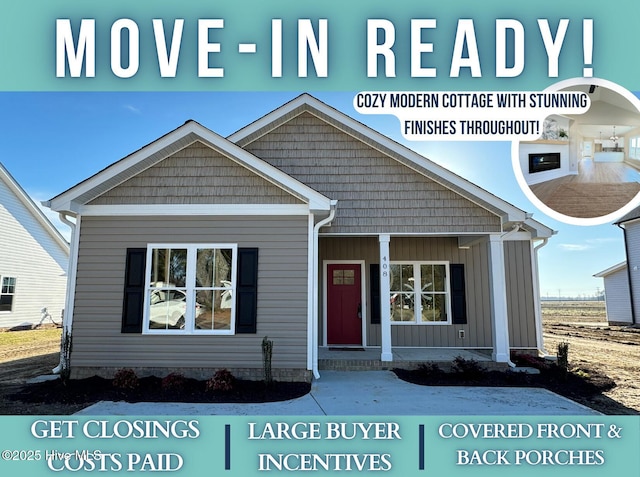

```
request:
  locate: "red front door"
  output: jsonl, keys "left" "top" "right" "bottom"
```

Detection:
{"left": 327, "top": 263, "right": 362, "bottom": 345}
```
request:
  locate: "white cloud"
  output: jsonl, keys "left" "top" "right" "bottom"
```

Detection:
{"left": 124, "top": 104, "right": 141, "bottom": 114}
{"left": 557, "top": 243, "right": 591, "bottom": 252}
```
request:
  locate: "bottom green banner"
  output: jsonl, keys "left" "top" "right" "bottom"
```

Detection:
{"left": 0, "top": 416, "right": 638, "bottom": 475}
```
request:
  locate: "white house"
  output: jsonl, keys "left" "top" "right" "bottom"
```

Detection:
{"left": 594, "top": 262, "right": 632, "bottom": 325}
{"left": 0, "top": 163, "right": 69, "bottom": 329}
{"left": 594, "top": 206, "right": 640, "bottom": 326}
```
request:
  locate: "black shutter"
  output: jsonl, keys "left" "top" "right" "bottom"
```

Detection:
{"left": 236, "top": 248, "right": 259, "bottom": 334}
{"left": 450, "top": 264, "right": 467, "bottom": 325}
{"left": 122, "top": 248, "right": 147, "bottom": 333}
{"left": 370, "top": 264, "right": 381, "bottom": 324}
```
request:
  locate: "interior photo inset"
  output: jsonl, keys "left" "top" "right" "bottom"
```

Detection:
{"left": 519, "top": 83, "right": 640, "bottom": 219}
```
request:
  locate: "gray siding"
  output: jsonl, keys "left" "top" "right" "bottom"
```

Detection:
{"left": 90, "top": 142, "right": 303, "bottom": 205}
{"left": 504, "top": 241, "right": 537, "bottom": 348}
{"left": 603, "top": 267, "right": 633, "bottom": 324}
{"left": 71, "top": 215, "right": 309, "bottom": 370}
{"left": 243, "top": 113, "right": 502, "bottom": 234}
{"left": 319, "top": 236, "right": 538, "bottom": 349}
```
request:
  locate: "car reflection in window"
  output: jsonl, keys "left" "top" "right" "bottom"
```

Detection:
{"left": 149, "top": 290, "right": 203, "bottom": 330}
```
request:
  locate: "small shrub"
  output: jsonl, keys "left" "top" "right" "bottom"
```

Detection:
{"left": 206, "top": 369, "right": 236, "bottom": 392}
{"left": 262, "top": 336, "right": 273, "bottom": 385}
{"left": 112, "top": 368, "right": 139, "bottom": 390}
{"left": 451, "top": 356, "right": 486, "bottom": 380}
{"left": 512, "top": 352, "right": 552, "bottom": 371}
{"left": 557, "top": 342, "right": 570, "bottom": 373}
{"left": 161, "top": 372, "right": 187, "bottom": 392}
{"left": 574, "top": 369, "right": 590, "bottom": 379}
{"left": 417, "top": 363, "right": 444, "bottom": 379}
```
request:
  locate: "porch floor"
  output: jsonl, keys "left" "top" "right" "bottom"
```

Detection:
{"left": 318, "top": 347, "right": 506, "bottom": 371}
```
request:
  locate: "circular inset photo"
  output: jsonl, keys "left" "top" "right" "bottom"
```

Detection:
{"left": 513, "top": 78, "right": 640, "bottom": 225}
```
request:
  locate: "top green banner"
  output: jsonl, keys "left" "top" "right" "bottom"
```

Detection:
{"left": 1, "top": 0, "right": 638, "bottom": 91}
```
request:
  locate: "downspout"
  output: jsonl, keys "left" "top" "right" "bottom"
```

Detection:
{"left": 499, "top": 223, "right": 523, "bottom": 368}
{"left": 52, "top": 212, "right": 78, "bottom": 374}
{"left": 311, "top": 201, "right": 337, "bottom": 380}
{"left": 532, "top": 237, "right": 550, "bottom": 355}
{"left": 617, "top": 223, "right": 637, "bottom": 325}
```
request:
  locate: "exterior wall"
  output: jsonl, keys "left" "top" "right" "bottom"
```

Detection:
{"left": 70, "top": 215, "right": 309, "bottom": 376}
{"left": 625, "top": 220, "right": 640, "bottom": 323}
{"left": 503, "top": 241, "right": 537, "bottom": 348}
{"left": 89, "top": 142, "right": 303, "bottom": 205}
{"left": 0, "top": 179, "right": 68, "bottom": 328}
{"left": 602, "top": 268, "right": 633, "bottom": 324}
{"left": 242, "top": 113, "right": 502, "bottom": 234}
{"left": 319, "top": 236, "right": 538, "bottom": 350}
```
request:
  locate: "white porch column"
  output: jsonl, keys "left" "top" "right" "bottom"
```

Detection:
{"left": 379, "top": 234, "right": 393, "bottom": 362}
{"left": 487, "top": 235, "right": 511, "bottom": 363}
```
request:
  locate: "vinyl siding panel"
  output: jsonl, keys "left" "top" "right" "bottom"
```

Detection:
{"left": 625, "top": 221, "right": 640, "bottom": 322}
{"left": 89, "top": 142, "right": 303, "bottom": 205}
{"left": 504, "top": 241, "right": 537, "bottom": 348}
{"left": 71, "top": 215, "right": 309, "bottom": 370}
{"left": 243, "top": 112, "right": 502, "bottom": 234}
{"left": 319, "top": 236, "right": 494, "bottom": 348}
{"left": 602, "top": 268, "right": 633, "bottom": 324}
{"left": 0, "top": 179, "right": 68, "bottom": 328}
{"left": 319, "top": 236, "right": 538, "bottom": 349}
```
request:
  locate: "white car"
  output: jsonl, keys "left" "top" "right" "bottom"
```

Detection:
{"left": 149, "top": 290, "right": 203, "bottom": 329}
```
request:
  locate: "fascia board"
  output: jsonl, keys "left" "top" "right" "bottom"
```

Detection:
{"left": 48, "top": 121, "right": 331, "bottom": 213}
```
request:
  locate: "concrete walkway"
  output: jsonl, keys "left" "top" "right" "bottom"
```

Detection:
{"left": 76, "top": 371, "right": 600, "bottom": 416}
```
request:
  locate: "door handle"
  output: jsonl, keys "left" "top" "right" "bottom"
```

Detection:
{"left": 357, "top": 303, "right": 362, "bottom": 319}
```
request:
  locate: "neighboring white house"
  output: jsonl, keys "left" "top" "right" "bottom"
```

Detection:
{"left": 594, "top": 206, "right": 640, "bottom": 326}
{"left": 0, "top": 163, "right": 69, "bottom": 329}
{"left": 594, "top": 262, "right": 632, "bottom": 325}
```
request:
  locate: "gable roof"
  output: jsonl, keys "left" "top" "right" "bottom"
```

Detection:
{"left": 229, "top": 94, "right": 553, "bottom": 239}
{"left": 615, "top": 205, "right": 640, "bottom": 225}
{"left": 594, "top": 261, "right": 627, "bottom": 278}
{"left": 0, "top": 162, "right": 69, "bottom": 255}
{"left": 46, "top": 120, "right": 332, "bottom": 214}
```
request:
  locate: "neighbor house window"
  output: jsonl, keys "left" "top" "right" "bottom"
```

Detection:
{"left": 0, "top": 277, "right": 16, "bottom": 312}
{"left": 389, "top": 262, "right": 450, "bottom": 324}
{"left": 144, "top": 244, "right": 237, "bottom": 334}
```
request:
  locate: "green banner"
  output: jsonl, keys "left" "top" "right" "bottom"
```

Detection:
{"left": 0, "top": 416, "right": 637, "bottom": 475}
{"left": 1, "top": 0, "right": 639, "bottom": 91}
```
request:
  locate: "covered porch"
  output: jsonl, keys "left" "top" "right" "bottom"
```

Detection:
{"left": 317, "top": 347, "right": 507, "bottom": 371}
{"left": 316, "top": 231, "right": 545, "bottom": 372}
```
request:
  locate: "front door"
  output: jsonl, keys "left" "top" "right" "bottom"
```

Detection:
{"left": 327, "top": 263, "right": 362, "bottom": 345}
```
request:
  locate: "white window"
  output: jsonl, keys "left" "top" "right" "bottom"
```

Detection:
{"left": 0, "top": 276, "right": 16, "bottom": 312}
{"left": 144, "top": 244, "right": 237, "bottom": 334}
{"left": 389, "top": 262, "right": 451, "bottom": 324}
{"left": 630, "top": 135, "right": 640, "bottom": 160}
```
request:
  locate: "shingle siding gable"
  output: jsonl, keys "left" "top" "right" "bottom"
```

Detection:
{"left": 242, "top": 112, "right": 502, "bottom": 234}
{"left": 89, "top": 141, "right": 303, "bottom": 206}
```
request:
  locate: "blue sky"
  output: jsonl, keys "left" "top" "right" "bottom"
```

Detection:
{"left": 0, "top": 92, "right": 627, "bottom": 297}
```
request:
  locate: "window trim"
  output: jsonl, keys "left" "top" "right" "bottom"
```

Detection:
{"left": 0, "top": 276, "right": 17, "bottom": 313}
{"left": 389, "top": 261, "right": 452, "bottom": 326}
{"left": 142, "top": 243, "right": 238, "bottom": 335}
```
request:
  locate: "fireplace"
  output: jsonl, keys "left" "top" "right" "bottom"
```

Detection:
{"left": 529, "top": 152, "right": 561, "bottom": 173}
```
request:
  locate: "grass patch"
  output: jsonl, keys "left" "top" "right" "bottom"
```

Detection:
{"left": 0, "top": 328, "right": 61, "bottom": 348}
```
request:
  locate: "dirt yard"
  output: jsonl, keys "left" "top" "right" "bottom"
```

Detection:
{"left": 542, "top": 301, "right": 640, "bottom": 414}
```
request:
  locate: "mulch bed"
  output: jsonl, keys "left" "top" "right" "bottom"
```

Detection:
{"left": 3, "top": 376, "right": 310, "bottom": 415}
{"left": 393, "top": 356, "right": 625, "bottom": 414}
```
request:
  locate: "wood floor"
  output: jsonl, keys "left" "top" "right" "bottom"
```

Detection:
{"left": 529, "top": 159, "right": 640, "bottom": 218}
